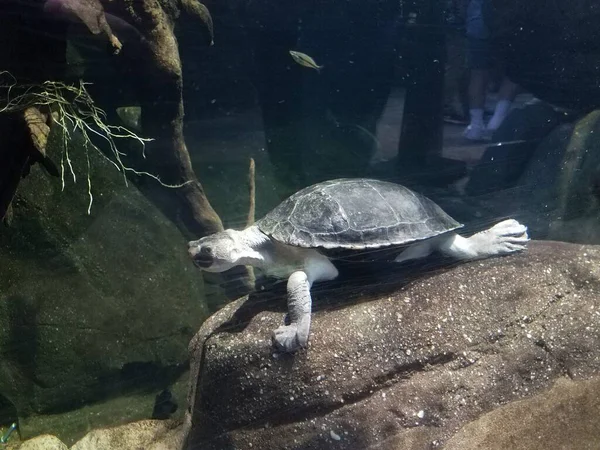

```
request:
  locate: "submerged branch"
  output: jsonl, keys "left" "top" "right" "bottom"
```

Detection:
{"left": 246, "top": 157, "right": 256, "bottom": 228}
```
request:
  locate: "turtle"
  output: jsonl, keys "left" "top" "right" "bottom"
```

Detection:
{"left": 188, "top": 178, "right": 529, "bottom": 353}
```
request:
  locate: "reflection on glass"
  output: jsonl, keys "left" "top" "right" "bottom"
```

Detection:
{"left": 0, "top": 0, "right": 599, "bottom": 448}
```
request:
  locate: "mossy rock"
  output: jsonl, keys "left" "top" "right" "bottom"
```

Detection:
{"left": 0, "top": 131, "right": 207, "bottom": 440}
{"left": 511, "top": 109, "right": 600, "bottom": 243}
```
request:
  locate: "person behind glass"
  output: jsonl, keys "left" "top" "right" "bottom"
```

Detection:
{"left": 463, "top": 0, "right": 520, "bottom": 141}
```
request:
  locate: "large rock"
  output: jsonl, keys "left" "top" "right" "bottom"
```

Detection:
{"left": 508, "top": 109, "right": 600, "bottom": 244}
{"left": 70, "top": 419, "right": 184, "bottom": 450}
{"left": 444, "top": 376, "right": 600, "bottom": 450}
{"left": 183, "top": 241, "right": 600, "bottom": 449}
{"left": 458, "top": 108, "right": 600, "bottom": 246}
{"left": 0, "top": 133, "right": 207, "bottom": 440}
{"left": 15, "top": 419, "right": 184, "bottom": 450}
{"left": 17, "top": 434, "right": 68, "bottom": 450}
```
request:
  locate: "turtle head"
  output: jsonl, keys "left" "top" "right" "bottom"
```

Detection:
{"left": 188, "top": 229, "right": 253, "bottom": 272}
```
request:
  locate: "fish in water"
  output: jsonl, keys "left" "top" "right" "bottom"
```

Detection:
{"left": 289, "top": 51, "right": 323, "bottom": 72}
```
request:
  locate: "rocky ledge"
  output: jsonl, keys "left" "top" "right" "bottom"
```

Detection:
{"left": 183, "top": 240, "right": 600, "bottom": 449}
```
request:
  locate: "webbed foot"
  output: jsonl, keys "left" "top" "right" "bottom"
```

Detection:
{"left": 471, "top": 219, "right": 529, "bottom": 256}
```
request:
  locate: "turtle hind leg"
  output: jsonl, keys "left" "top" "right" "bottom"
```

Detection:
{"left": 437, "top": 219, "right": 529, "bottom": 260}
{"left": 394, "top": 240, "right": 434, "bottom": 263}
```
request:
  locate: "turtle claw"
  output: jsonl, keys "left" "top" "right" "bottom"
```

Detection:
{"left": 457, "top": 219, "right": 530, "bottom": 260}
{"left": 489, "top": 219, "right": 528, "bottom": 238}
{"left": 272, "top": 324, "right": 306, "bottom": 353}
{"left": 481, "top": 219, "right": 529, "bottom": 256}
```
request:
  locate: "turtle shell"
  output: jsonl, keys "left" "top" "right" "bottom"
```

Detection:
{"left": 256, "top": 178, "right": 463, "bottom": 249}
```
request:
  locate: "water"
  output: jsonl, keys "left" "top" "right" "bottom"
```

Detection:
{"left": 0, "top": 0, "right": 599, "bottom": 448}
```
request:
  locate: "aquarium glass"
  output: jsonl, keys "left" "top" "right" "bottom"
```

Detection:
{"left": 1, "top": 0, "right": 599, "bottom": 448}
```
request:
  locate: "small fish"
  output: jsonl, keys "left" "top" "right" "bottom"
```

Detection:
{"left": 0, "top": 423, "right": 17, "bottom": 443}
{"left": 289, "top": 51, "right": 323, "bottom": 72}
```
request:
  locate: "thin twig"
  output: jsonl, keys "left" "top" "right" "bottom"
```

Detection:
{"left": 246, "top": 157, "right": 256, "bottom": 228}
{"left": 244, "top": 157, "right": 257, "bottom": 286}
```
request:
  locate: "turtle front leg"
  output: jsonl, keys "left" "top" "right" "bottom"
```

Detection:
{"left": 439, "top": 219, "right": 529, "bottom": 260}
{"left": 272, "top": 271, "right": 312, "bottom": 352}
{"left": 272, "top": 253, "right": 338, "bottom": 352}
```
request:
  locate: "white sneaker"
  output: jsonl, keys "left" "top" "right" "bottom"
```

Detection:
{"left": 463, "top": 124, "right": 490, "bottom": 141}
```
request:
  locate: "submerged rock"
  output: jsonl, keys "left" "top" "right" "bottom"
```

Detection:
{"left": 16, "top": 419, "right": 184, "bottom": 450}
{"left": 0, "top": 132, "right": 207, "bottom": 441}
{"left": 115, "top": 106, "right": 142, "bottom": 132}
{"left": 444, "top": 376, "right": 600, "bottom": 450}
{"left": 70, "top": 419, "right": 184, "bottom": 450}
{"left": 507, "top": 109, "right": 600, "bottom": 244}
{"left": 460, "top": 108, "right": 600, "bottom": 246}
{"left": 18, "top": 434, "right": 68, "bottom": 450}
{"left": 184, "top": 241, "right": 600, "bottom": 449}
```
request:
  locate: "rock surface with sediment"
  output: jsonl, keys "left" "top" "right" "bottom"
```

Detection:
{"left": 15, "top": 420, "right": 185, "bottom": 450}
{"left": 17, "top": 434, "right": 68, "bottom": 450}
{"left": 70, "top": 419, "right": 184, "bottom": 450}
{"left": 183, "top": 240, "right": 600, "bottom": 449}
